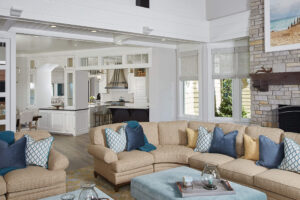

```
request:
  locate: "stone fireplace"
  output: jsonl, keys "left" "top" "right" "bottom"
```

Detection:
{"left": 249, "top": 0, "right": 300, "bottom": 127}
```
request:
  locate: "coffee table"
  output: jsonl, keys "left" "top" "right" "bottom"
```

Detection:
{"left": 131, "top": 166, "right": 267, "bottom": 200}
{"left": 41, "top": 187, "right": 113, "bottom": 200}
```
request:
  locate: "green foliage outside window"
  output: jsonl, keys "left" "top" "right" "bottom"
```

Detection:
{"left": 215, "top": 79, "right": 248, "bottom": 118}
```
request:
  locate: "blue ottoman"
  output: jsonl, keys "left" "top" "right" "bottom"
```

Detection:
{"left": 131, "top": 167, "right": 267, "bottom": 200}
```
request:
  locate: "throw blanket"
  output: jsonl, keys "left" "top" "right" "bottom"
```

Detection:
{"left": 126, "top": 121, "right": 156, "bottom": 152}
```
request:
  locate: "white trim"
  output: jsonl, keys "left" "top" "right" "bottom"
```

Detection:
{"left": 264, "top": 0, "right": 300, "bottom": 52}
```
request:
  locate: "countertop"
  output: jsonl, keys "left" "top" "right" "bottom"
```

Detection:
{"left": 107, "top": 105, "right": 149, "bottom": 109}
{"left": 39, "top": 107, "right": 89, "bottom": 111}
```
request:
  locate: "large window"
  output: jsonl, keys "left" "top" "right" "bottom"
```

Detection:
{"left": 184, "top": 80, "right": 199, "bottom": 115}
{"left": 212, "top": 46, "right": 251, "bottom": 120}
{"left": 179, "top": 51, "right": 199, "bottom": 116}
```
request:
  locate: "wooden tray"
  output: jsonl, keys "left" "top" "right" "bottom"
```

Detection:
{"left": 176, "top": 180, "right": 235, "bottom": 198}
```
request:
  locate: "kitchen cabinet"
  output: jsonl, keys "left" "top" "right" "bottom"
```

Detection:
{"left": 38, "top": 108, "right": 88, "bottom": 136}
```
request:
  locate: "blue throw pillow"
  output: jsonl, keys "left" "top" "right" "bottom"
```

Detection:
{"left": 125, "top": 125, "right": 145, "bottom": 151}
{"left": 256, "top": 135, "right": 284, "bottom": 169}
{"left": 279, "top": 138, "right": 300, "bottom": 173}
{"left": 0, "top": 131, "right": 15, "bottom": 145}
{"left": 105, "top": 126, "right": 127, "bottom": 153}
{"left": 209, "top": 127, "right": 238, "bottom": 158}
{"left": 126, "top": 121, "right": 140, "bottom": 128}
{"left": 0, "top": 137, "right": 27, "bottom": 175}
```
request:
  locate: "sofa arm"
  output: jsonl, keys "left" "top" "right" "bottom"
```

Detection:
{"left": 48, "top": 149, "right": 69, "bottom": 171}
{"left": 88, "top": 145, "right": 118, "bottom": 164}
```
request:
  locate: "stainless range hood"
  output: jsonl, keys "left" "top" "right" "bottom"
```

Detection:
{"left": 105, "top": 69, "right": 128, "bottom": 89}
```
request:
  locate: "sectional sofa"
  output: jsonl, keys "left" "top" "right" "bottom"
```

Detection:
{"left": 0, "top": 130, "right": 69, "bottom": 200}
{"left": 88, "top": 121, "right": 300, "bottom": 200}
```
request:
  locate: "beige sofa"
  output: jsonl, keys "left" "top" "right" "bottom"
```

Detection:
{"left": 88, "top": 121, "right": 300, "bottom": 200}
{"left": 0, "top": 130, "right": 69, "bottom": 200}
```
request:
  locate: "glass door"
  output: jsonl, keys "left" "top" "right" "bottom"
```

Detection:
{"left": 0, "top": 39, "right": 10, "bottom": 131}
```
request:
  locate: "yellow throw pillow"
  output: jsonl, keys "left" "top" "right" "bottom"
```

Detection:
{"left": 244, "top": 134, "right": 259, "bottom": 161}
{"left": 186, "top": 128, "right": 198, "bottom": 148}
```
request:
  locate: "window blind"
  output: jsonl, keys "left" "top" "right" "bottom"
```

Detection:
{"left": 212, "top": 46, "right": 249, "bottom": 79}
{"left": 179, "top": 51, "right": 198, "bottom": 81}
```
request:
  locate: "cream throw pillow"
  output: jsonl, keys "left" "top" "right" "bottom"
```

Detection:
{"left": 244, "top": 134, "right": 259, "bottom": 161}
{"left": 186, "top": 128, "right": 198, "bottom": 148}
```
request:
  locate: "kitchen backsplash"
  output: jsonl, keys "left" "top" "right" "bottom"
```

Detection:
{"left": 101, "top": 91, "right": 134, "bottom": 102}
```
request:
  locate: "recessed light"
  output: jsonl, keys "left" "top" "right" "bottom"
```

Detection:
{"left": 50, "top": 25, "right": 57, "bottom": 28}
{"left": 91, "top": 30, "right": 97, "bottom": 33}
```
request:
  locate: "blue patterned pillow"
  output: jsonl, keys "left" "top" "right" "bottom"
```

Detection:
{"left": 279, "top": 138, "right": 300, "bottom": 173}
{"left": 25, "top": 135, "right": 54, "bottom": 168}
{"left": 105, "top": 126, "right": 127, "bottom": 153}
{"left": 194, "top": 127, "right": 213, "bottom": 153}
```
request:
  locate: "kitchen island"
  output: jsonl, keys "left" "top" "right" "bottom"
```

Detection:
{"left": 107, "top": 105, "right": 149, "bottom": 123}
{"left": 38, "top": 107, "right": 89, "bottom": 136}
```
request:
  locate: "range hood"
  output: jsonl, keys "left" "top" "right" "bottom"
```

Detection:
{"left": 105, "top": 69, "right": 128, "bottom": 89}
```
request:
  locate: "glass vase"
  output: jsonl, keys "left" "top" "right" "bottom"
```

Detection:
{"left": 78, "top": 183, "right": 98, "bottom": 200}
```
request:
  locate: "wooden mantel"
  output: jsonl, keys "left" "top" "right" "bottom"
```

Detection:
{"left": 250, "top": 72, "right": 300, "bottom": 92}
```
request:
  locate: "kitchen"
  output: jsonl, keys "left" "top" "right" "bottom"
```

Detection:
{"left": 16, "top": 34, "right": 152, "bottom": 136}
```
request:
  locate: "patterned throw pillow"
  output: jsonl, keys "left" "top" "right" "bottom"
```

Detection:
{"left": 279, "top": 138, "right": 300, "bottom": 173}
{"left": 25, "top": 135, "right": 54, "bottom": 168}
{"left": 105, "top": 126, "right": 127, "bottom": 153}
{"left": 194, "top": 127, "right": 213, "bottom": 153}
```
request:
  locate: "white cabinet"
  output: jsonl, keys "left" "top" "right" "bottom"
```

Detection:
{"left": 38, "top": 109, "right": 88, "bottom": 136}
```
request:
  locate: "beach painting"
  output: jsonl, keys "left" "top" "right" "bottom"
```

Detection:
{"left": 265, "top": 0, "right": 300, "bottom": 52}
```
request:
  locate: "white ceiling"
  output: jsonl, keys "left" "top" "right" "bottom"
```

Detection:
{"left": 16, "top": 34, "right": 116, "bottom": 54}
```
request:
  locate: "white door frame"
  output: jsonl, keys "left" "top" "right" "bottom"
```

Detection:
{"left": 0, "top": 31, "right": 16, "bottom": 131}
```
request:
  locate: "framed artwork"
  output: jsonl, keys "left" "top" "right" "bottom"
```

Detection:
{"left": 265, "top": 0, "right": 300, "bottom": 52}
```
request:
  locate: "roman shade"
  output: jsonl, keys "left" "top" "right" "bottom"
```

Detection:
{"left": 212, "top": 46, "right": 249, "bottom": 79}
{"left": 179, "top": 51, "right": 198, "bottom": 81}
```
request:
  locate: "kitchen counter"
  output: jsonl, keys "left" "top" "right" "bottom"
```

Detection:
{"left": 107, "top": 105, "right": 149, "bottom": 109}
{"left": 40, "top": 107, "right": 89, "bottom": 111}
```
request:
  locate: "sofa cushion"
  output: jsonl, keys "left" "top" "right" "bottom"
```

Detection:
{"left": 0, "top": 176, "right": 6, "bottom": 195}
{"left": 246, "top": 126, "right": 283, "bottom": 144}
{"left": 4, "top": 166, "right": 66, "bottom": 193}
{"left": 140, "top": 122, "right": 159, "bottom": 145}
{"left": 188, "top": 121, "right": 216, "bottom": 132}
{"left": 254, "top": 169, "right": 300, "bottom": 200}
{"left": 219, "top": 159, "right": 267, "bottom": 186}
{"left": 158, "top": 121, "right": 188, "bottom": 145}
{"left": 194, "top": 127, "right": 213, "bottom": 153}
{"left": 150, "top": 145, "right": 196, "bottom": 164}
{"left": 189, "top": 153, "right": 234, "bottom": 170}
{"left": 243, "top": 134, "right": 259, "bottom": 161}
{"left": 15, "top": 130, "right": 51, "bottom": 141}
{"left": 283, "top": 132, "right": 300, "bottom": 144}
{"left": 90, "top": 123, "right": 125, "bottom": 146}
{"left": 209, "top": 127, "right": 238, "bottom": 158}
{"left": 279, "top": 138, "right": 300, "bottom": 173}
{"left": 256, "top": 135, "right": 284, "bottom": 169}
{"left": 125, "top": 125, "right": 145, "bottom": 151}
{"left": 111, "top": 150, "right": 154, "bottom": 173}
{"left": 217, "top": 123, "right": 246, "bottom": 157}
{"left": 186, "top": 128, "right": 198, "bottom": 148}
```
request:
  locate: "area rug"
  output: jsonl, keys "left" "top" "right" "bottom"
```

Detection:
{"left": 67, "top": 166, "right": 133, "bottom": 200}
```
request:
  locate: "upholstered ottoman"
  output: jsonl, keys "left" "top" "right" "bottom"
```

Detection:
{"left": 131, "top": 167, "right": 267, "bottom": 200}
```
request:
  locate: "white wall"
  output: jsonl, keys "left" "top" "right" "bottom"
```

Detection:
{"left": 36, "top": 64, "right": 58, "bottom": 108}
{"left": 1, "top": 0, "right": 209, "bottom": 42}
{"left": 150, "top": 47, "right": 176, "bottom": 122}
{"left": 206, "top": 0, "right": 249, "bottom": 20}
{"left": 16, "top": 57, "right": 28, "bottom": 112}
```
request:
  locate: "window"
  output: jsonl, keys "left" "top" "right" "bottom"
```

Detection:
{"left": 212, "top": 46, "right": 250, "bottom": 120}
{"left": 179, "top": 51, "right": 199, "bottom": 116}
{"left": 184, "top": 80, "right": 199, "bottom": 115}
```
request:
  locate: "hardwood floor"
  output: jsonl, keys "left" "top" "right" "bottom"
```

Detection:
{"left": 51, "top": 133, "right": 93, "bottom": 171}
